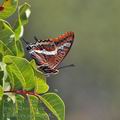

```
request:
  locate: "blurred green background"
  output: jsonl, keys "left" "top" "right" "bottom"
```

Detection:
{"left": 22, "top": 0, "right": 120, "bottom": 120}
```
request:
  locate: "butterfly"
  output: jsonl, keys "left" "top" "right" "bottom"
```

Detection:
{"left": 24, "top": 32, "right": 74, "bottom": 76}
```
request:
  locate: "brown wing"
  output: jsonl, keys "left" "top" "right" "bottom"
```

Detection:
{"left": 46, "top": 32, "right": 74, "bottom": 69}
{"left": 30, "top": 32, "right": 74, "bottom": 69}
{"left": 30, "top": 40, "right": 56, "bottom": 66}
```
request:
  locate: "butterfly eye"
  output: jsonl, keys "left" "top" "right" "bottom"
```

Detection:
{"left": 26, "top": 45, "right": 32, "bottom": 50}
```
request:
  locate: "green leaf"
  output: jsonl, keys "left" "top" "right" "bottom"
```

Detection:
{"left": 19, "top": 3, "right": 31, "bottom": 26}
{"left": 30, "top": 59, "right": 37, "bottom": 69}
{"left": 0, "top": 85, "right": 3, "bottom": 100}
{"left": 34, "top": 69, "right": 49, "bottom": 94}
{"left": 3, "top": 55, "right": 35, "bottom": 90}
{"left": 39, "top": 93, "right": 65, "bottom": 120}
{"left": 0, "top": 19, "right": 17, "bottom": 56}
{"left": 6, "top": 66, "right": 15, "bottom": 89}
{"left": 16, "top": 40, "right": 24, "bottom": 57}
{"left": 14, "top": 3, "right": 31, "bottom": 57}
{"left": 14, "top": 18, "right": 23, "bottom": 40}
{"left": 1, "top": 95, "right": 17, "bottom": 119}
{"left": 0, "top": 0, "right": 18, "bottom": 19}
{"left": 16, "top": 94, "right": 31, "bottom": 120}
{"left": 14, "top": 2, "right": 31, "bottom": 40}
{"left": 28, "top": 95, "right": 50, "bottom": 120}
{"left": 35, "top": 76, "right": 49, "bottom": 94}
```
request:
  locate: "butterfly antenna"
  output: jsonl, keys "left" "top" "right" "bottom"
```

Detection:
{"left": 58, "top": 64, "right": 75, "bottom": 70}
{"left": 22, "top": 38, "right": 29, "bottom": 45}
{"left": 34, "top": 36, "right": 39, "bottom": 42}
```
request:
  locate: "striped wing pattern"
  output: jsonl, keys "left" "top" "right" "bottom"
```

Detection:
{"left": 27, "top": 32, "right": 74, "bottom": 75}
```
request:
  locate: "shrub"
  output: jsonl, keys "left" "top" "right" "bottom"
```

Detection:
{"left": 0, "top": 1, "right": 65, "bottom": 120}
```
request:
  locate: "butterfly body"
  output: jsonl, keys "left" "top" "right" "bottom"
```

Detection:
{"left": 26, "top": 32, "right": 74, "bottom": 76}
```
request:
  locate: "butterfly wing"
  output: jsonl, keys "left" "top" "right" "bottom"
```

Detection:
{"left": 46, "top": 31, "right": 74, "bottom": 69}
{"left": 29, "top": 40, "right": 56, "bottom": 66}
{"left": 28, "top": 32, "right": 74, "bottom": 71}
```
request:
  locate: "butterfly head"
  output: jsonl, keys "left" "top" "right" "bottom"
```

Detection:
{"left": 22, "top": 38, "right": 32, "bottom": 51}
{"left": 26, "top": 45, "right": 32, "bottom": 51}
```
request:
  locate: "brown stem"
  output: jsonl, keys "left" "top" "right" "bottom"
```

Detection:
{"left": 4, "top": 90, "right": 37, "bottom": 96}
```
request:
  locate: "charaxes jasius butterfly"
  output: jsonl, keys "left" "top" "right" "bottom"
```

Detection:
{"left": 23, "top": 32, "right": 74, "bottom": 76}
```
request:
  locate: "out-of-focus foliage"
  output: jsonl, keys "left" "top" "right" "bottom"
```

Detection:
{"left": 0, "top": 0, "right": 18, "bottom": 19}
